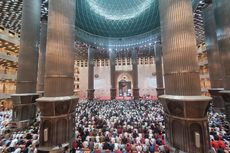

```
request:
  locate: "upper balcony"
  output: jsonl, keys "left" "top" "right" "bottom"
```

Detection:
{"left": 0, "top": 52, "right": 18, "bottom": 63}
{"left": 0, "top": 73, "right": 17, "bottom": 81}
{"left": 0, "top": 27, "right": 20, "bottom": 45}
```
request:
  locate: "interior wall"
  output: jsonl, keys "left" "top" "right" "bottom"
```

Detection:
{"left": 78, "top": 63, "right": 157, "bottom": 99}
{"left": 94, "top": 66, "right": 110, "bottom": 98}
{"left": 138, "top": 64, "right": 157, "bottom": 96}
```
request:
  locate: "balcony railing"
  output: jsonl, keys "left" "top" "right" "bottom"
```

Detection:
{"left": 0, "top": 93, "right": 12, "bottom": 99}
{"left": 0, "top": 52, "right": 18, "bottom": 62}
{"left": 0, "top": 27, "right": 20, "bottom": 45}
{"left": 0, "top": 73, "right": 17, "bottom": 80}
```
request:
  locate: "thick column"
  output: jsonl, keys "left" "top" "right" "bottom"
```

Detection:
{"left": 203, "top": 5, "right": 224, "bottom": 112}
{"left": 132, "top": 48, "right": 139, "bottom": 99}
{"left": 110, "top": 50, "right": 116, "bottom": 100}
{"left": 36, "top": 0, "right": 78, "bottom": 151}
{"left": 154, "top": 42, "right": 165, "bottom": 97}
{"left": 159, "top": 0, "right": 211, "bottom": 152}
{"left": 37, "top": 19, "right": 47, "bottom": 96}
{"left": 87, "top": 46, "right": 95, "bottom": 100}
{"left": 11, "top": 0, "right": 41, "bottom": 127}
{"left": 214, "top": 0, "right": 230, "bottom": 122}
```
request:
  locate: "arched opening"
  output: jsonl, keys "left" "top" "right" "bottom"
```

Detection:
{"left": 117, "top": 73, "right": 132, "bottom": 97}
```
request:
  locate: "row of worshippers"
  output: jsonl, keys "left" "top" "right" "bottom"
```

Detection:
{"left": 0, "top": 110, "right": 12, "bottom": 136}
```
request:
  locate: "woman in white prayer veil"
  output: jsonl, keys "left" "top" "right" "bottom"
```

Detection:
{"left": 13, "top": 148, "right": 21, "bottom": 153}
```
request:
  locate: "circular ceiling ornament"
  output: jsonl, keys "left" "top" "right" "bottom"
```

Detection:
{"left": 94, "top": 74, "right": 99, "bottom": 78}
{"left": 85, "top": 0, "right": 152, "bottom": 21}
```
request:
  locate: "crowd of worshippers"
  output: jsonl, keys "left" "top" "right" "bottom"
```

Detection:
{"left": 72, "top": 100, "right": 170, "bottom": 153}
{"left": 0, "top": 110, "right": 39, "bottom": 152}
{"left": 72, "top": 100, "right": 230, "bottom": 153}
{"left": 0, "top": 100, "right": 228, "bottom": 152}
{"left": 208, "top": 108, "right": 230, "bottom": 153}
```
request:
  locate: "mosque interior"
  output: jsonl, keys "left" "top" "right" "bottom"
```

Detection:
{"left": 0, "top": 0, "right": 229, "bottom": 152}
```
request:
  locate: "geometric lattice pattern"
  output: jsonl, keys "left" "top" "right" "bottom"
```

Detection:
{"left": 0, "top": 0, "right": 22, "bottom": 33}
{"left": 76, "top": 0, "right": 160, "bottom": 37}
{"left": 0, "top": 0, "right": 204, "bottom": 44}
{"left": 0, "top": 0, "right": 48, "bottom": 34}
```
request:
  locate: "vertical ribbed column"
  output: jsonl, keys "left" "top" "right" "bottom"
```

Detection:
{"left": 36, "top": 0, "right": 78, "bottom": 150}
{"left": 159, "top": 0, "right": 211, "bottom": 152}
{"left": 203, "top": 5, "right": 224, "bottom": 111}
{"left": 44, "top": 0, "right": 75, "bottom": 97}
{"left": 160, "top": 0, "right": 201, "bottom": 96}
{"left": 11, "top": 0, "right": 41, "bottom": 125}
{"left": 37, "top": 19, "right": 47, "bottom": 93}
{"left": 110, "top": 50, "right": 116, "bottom": 99}
{"left": 154, "top": 42, "right": 164, "bottom": 97}
{"left": 132, "top": 48, "right": 139, "bottom": 99}
{"left": 214, "top": 0, "right": 230, "bottom": 90}
{"left": 204, "top": 5, "right": 223, "bottom": 88}
{"left": 16, "top": 0, "right": 41, "bottom": 93}
{"left": 87, "top": 46, "right": 95, "bottom": 100}
{"left": 214, "top": 0, "right": 230, "bottom": 122}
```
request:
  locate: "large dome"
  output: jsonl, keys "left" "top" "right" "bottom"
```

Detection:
{"left": 76, "top": 0, "right": 160, "bottom": 38}
{"left": 0, "top": 0, "right": 202, "bottom": 49}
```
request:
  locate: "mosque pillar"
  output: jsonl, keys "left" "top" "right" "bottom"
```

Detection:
{"left": 37, "top": 19, "right": 47, "bottom": 96}
{"left": 36, "top": 0, "right": 78, "bottom": 151}
{"left": 11, "top": 0, "right": 41, "bottom": 127}
{"left": 132, "top": 48, "right": 139, "bottom": 99}
{"left": 110, "top": 50, "right": 116, "bottom": 100}
{"left": 159, "top": 0, "right": 212, "bottom": 152}
{"left": 154, "top": 42, "right": 164, "bottom": 97}
{"left": 87, "top": 46, "right": 95, "bottom": 100}
{"left": 214, "top": 0, "right": 230, "bottom": 122}
{"left": 203, "top": 4, "right": 224, "bottom": 112}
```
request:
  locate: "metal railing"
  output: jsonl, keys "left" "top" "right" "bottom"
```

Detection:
{"left": 0, "top": 73, "right": 17, "bottom": 80}
{"left": 0, "top": 52, "right": 18, "bottom": 62}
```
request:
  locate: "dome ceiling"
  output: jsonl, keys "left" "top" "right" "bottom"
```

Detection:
{"left": 0, "top": 0, "right": 207, "bottom": 49}
{"left": 76, "top": 0, "right": 160, "bottom": 38}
